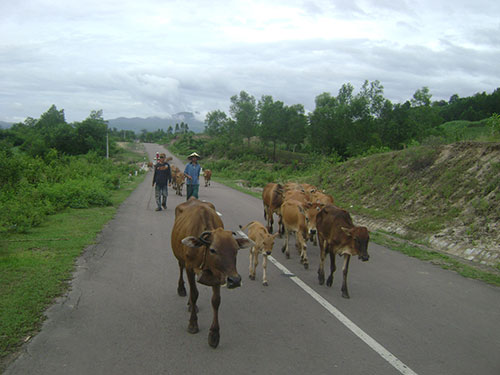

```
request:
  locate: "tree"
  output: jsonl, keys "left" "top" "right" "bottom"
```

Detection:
{"left": 230, "top": 91, "right": 257, "bottom": 146}
{"left": 411, "top": 87, "right": 432, "bottom": 107}
{"left": 283, "top": 104, "right": 307, "bottom": 152}
{"left": 73, "top": 110, "right": 108, "bottom": 155}
{"left": 258, "top": 95, "right": 286, "bottom": 160}
{"left": 205, "top": 110, "right": 229, "bottom": 137}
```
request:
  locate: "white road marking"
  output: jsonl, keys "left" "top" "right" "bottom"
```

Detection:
{"left": 267, "top": 255, "right": 418, "bottom": 375}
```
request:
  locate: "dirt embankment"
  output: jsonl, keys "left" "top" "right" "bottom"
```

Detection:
{"left": 342, "top": 142, "right": 500, "bottom": 268}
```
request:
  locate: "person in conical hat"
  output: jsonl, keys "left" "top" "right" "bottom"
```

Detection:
{"left": 184, "top": 152, "right": 202, "bottom": 200}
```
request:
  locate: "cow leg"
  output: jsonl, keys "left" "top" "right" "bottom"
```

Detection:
{"left": 341, "top": 254, "right": 351, "bottom": 299}
{"left": 186, "top": 269, "right": 199, "bottom": 334}
{"left": 326, "top": 250, "right": 336, "bottom": 287}
{"left": 318, "top": 238, "right": 326, "bottom": 285}
{"left": 208, "top": 285, "right": 221, "bottom": 348}
{"left": 249, "top": 247, "right": 256, "bottom": 280}
{"left": 262, "top": 254, "right": 269, "bottom": 286}
{"left": 269, "top": 211, "right": 274, "bottom": 234}
{"left": 298, "top": 233, "right": 308, "bottom": 269}
{"left": 281, "top": 228, "right": 290, "bottom": 259}
{"left": 278, "top": 215, "right": 284, "bottom": 238}
{"left": 177, "top": 261, "right": 187, "bottom": 297}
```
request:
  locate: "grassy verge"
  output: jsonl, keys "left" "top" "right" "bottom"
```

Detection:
{"left": 0, "top": 146, "right": 146, "bottom": 368}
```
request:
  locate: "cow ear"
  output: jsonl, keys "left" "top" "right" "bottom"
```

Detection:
{"left": 341, "top": 227, "right": 352, "bottom": 237}
{"left": 235, "top": 237, "right": 255, "bottom": 250}
{"left": 182, "top": 236, "right": 204, "bottom": 248}
{"left": 272, "top": 232, "right": 280, "bottom": 239}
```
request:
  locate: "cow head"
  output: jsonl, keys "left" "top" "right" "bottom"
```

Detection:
{"left": 182, "top": 228, "right": 254, "bottom": 288}
{"left": 342, "top": 226, "right": 370, "bottom": 261}
{"left": 261, "top": 232, "right": 279, "bottom": 256}
{"left": 305, "top": 203, "right": 323, "bottom": 240}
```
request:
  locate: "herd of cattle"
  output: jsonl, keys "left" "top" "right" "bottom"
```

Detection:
{"left": 170, "top": 180, "right": 370, "bottom": 348}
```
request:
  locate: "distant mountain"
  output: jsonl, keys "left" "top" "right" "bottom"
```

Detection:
{"left": 106, "top": 112, "right": 205, "bottom": 133}
{"left": 0, "top": 121, "right": 13, "bottom": 129}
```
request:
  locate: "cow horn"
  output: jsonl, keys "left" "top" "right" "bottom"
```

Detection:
{"left": 199, "top": 231, "right": 212, "bottom": 246}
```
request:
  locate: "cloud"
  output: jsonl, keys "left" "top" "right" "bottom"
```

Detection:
{"left": 0, "top": 0, "right": 499, "bottom": 123}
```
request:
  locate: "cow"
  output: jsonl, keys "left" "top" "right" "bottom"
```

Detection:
{"left": 311, "top": 191, "right": 334, "bottom": 205}
{"left": 262, "top": 183, "right": 284, "bottom": 234}
{"left": 283, "top": 190, "right": 310, "bottom": 206}
{"left": 304, "top": 202, "right": 323, "bottom": 246}
{"left": 239, "top": 221, "right": 279, "bottom": 286}
{"left": 171, "top": 199, "right": 254, "bottom": 348}
{"left": 316, "top": 205, "right": 370, "bottom": 299}
{"left": 280, "top": 199, "right": 310, "bottom": 269}
{"left": 204, "top": 169, "right": 212, "bottom": 187}
{"left": 174, "top": 172, "right": 184, "bottom": 196}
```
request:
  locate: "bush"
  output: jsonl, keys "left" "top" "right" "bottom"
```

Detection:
{"left": 0, "top": 150, "right": 127, "bottom": 233}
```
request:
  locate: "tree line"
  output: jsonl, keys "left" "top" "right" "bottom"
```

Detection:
{"left": 203, "top": 82, "right": 500, "bottom": 159}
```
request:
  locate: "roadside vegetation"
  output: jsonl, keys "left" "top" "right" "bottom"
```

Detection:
{"left": 0, "top": 107, "right": 147, "bottom": 367}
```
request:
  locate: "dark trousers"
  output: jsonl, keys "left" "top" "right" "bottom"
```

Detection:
{"left": 186, "top": 184, "right": 199, "bottom": 200}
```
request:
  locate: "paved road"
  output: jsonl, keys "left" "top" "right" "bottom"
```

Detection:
{"left": 5, "top": 143, "right": 500, "bottom": 375}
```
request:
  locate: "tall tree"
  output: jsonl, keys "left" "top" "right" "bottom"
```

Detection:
{"left": 205, "top": 110, "right": 229, "bottom": 137}
{"left": 411, "top": 87, "right": 432, "bottom": 107}
{"left": 283, "top": 104, "right": 307, "bottom": 152}
{"left": 258, "top": 95, "right": 286, "bottom": 160}
{"left": 230, "top": 91, "right": 257, "bottom": 146}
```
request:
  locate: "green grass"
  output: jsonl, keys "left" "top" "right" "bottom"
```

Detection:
{"left": 0, "top": 151, "right": 146, "bottom": 365}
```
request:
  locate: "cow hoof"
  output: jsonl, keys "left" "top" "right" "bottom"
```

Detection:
{"left": 208, "top": 330, "right": 220, "bottom": 348}
{"left": 177, "top": 287, "right": 187, "bottom": 297}
{"left": 188, "top": 323, "right": 199, "bottom": 334}
{"left": 326, "top": 277, "right": 333, "bottom": 287}
{"left": 263, "top": 281, "right": 268, "bottom": 286}
{"left": 249, "top": 275, "right": 255, "bottom": 280}
{"left": 281, "top": 245, "right": 286, "bottom": 253}
{"left": 303, "top": 263, "right": 309, "bottom": 270}
{"left": 342, "top": 293, "right": 350, "bottom": 299}
{"left": 286, "top": 253, "right": 290, "bottom": 259}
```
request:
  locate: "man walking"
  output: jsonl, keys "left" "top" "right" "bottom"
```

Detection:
{"left": 152, "top": 153, "right": 172, "bottom": 211}
{"left": 184, "top": 152, "right": 201, "bottom": 200}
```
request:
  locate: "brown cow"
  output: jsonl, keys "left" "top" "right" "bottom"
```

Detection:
{"left": 280, "top": 199, "right": 310, "bottom": 269}
{"left": 203, "top": 169, "right": 212, "bottom": 187}
{"left": 174, "top": 172, "right": 184, "bottom": 196}
{"left": 262, "top": 183, "right": 284, "bottom": 234}
{"left": 171, "top": 199, "right": 254, "bottom": 348}
{"left": 316, "top": 205, "right": 370, "bottom": 299}
{"left": 311, "top": 191, "right": 334, "bottom": 205}
{"left": 239, "top": 221, "right": 279, "bottom": 286}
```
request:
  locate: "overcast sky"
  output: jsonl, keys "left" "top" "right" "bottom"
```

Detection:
{"left": 1, "top": 0, "right": 499, "bottom": 124}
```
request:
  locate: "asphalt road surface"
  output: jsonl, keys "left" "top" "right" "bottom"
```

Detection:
{"left": 5, "top": 143, "right": 500, "bottom": 375}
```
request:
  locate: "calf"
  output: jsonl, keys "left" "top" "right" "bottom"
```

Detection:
{"left": 280, "top": 199, "right": 310, "bottom": 269}
{"left": 316, "top": 205, "right": 370, "bottom": 299}
{"left": 174, "top": 172, "right": 184, "bottom": 196}
{"left": 203, "top": 169, "right": 212, "bottom": 187}
{"left": 171, "top": 199, "right": 254, "bottom": 347}
{"left": 239, "top": 221, "right": 279, "bottom": 286}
